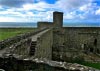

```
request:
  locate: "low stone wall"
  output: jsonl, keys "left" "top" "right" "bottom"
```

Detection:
{"left": 0, "top": 57, "right": 99, "bottom": 71}
{"left": 0, "top": 28, "right": 47, "bottom": 49}
{"left": 10, "top": 38, "right": 31, "bottom": 58}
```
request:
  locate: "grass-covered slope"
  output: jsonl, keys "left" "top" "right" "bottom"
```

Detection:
{"left": 0, "top": 28, "right": 35, "bottom": 41}
{"left": 78, "top": 62, "right": 100, "bottom": 70}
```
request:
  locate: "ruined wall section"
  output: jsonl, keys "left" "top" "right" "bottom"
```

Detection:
{"left": 64, "top": 27, "right": 100, "bottom": 54}
{"left": 37, "top": 22, "right": 53, "bottom": 29}
{"left": 34, "top": 29, "right": 53, "bottom": 60}
{"left": 52, "top": 28, "right": 65, "bottom": 61}
{"left": 52, "top": 27, "right": 100, "bottom": 62}
{"left": 10, "top": 38, "right": 31, "bottom": 58}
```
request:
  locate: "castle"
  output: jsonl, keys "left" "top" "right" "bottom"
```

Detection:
{"left": 36, "top": 11, "right": 100, "bottom": 62}
{"left": 0, "top": 11, "right": 100, "bottom": 71}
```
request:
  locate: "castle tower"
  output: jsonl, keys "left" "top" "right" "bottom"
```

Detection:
{"left": 52, "top": 12, "right": 65, "bottom": 61}
{"left": 53, "top": 11, "right": 63, "bottom": 28}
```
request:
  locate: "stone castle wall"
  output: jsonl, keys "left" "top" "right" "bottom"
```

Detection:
{"left": 64, "top": 27, "right": 100, "bottom": 53}
{"left": 37, "top": 22, "right": 53, "bottom": 29}
{"left": 34, "top": 29, "right": 53, "bottom": 60}
{"left": 52, "top": 27, "right": 100, "bottom": 62}
{"left": 0, "top": 11, "right": 100, "bottom": 70}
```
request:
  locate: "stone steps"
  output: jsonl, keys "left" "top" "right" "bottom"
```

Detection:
{"left": 29, "top": 41, "right": 37, "bottom": 56}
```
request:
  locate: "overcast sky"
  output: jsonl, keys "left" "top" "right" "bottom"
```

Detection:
{"left": 0, "top": 0, "right": 100, "bottom": 23}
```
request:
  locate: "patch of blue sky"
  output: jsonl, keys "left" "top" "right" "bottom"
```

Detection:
{"left": 44, "top": 0, "right": 56, "bottom": 4}
{"left": 93, "top": 0, "right": 100, "bottom": 6}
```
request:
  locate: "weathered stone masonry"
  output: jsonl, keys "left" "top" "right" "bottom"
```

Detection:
{"left": 0, "top": 11, "right": 100, "bottom": 71}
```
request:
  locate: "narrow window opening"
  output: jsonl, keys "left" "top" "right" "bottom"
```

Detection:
{"left": 94, "top": 38, "right": 97, "bottom": 46}
{"left": 90, "top": 48, "right": 94, "bottom": 52}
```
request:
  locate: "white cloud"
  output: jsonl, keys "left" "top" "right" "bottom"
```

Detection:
{"left": 55, "top": 0, "right": 93, "bottom": 12}
{"left": 0, "top": 0, "right": 99, "bottom": 22}
{"left": 0, "top": 17, "right": 16, "bottom": 22}
{"left": 54, "top": 0, "right": 95, "bottom": 20}
{"left": 79, "top": 5, "right": 88, "bottom": 11}
{"left": 0, "top": 10, "right": 25, "bottom": 18}
{"left": 79, "top": 3, "right": 97, "bottom": 12}
{"left": 22, "top": 3, "right": 45, "bottom": 11}
{"left": 64, "top": 12, "right": 76, "bottom": 19}
{"left": 0, "top": 8, "right": 54, "bottom": 22}
{"left": 95, "top": 8, "right": 100, "bottom": 15}
{"left": 0, "top": 16, "right": 36, "bottom": 22}
{"left": 22, "top": 2, "right": 54, "bottom": 11}
{"left": 0, "top": 6, "right": 2, "bottom": 8}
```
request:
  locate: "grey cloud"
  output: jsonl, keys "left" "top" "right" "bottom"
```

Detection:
{"left": 0, "top": 0, "right": 34, "bottom": 7}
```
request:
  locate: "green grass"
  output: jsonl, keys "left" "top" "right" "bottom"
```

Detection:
{"left": 0, "top": 28, "right": 35, "bottom": 41}
{"left": 72, "top": 61, "right": 100, "bottom": 70}
{"left": 68, "top": 56, "right": 100, "bottom": 69}
{"left": 79, "top": 62, "right": 100, "bottom": 70}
